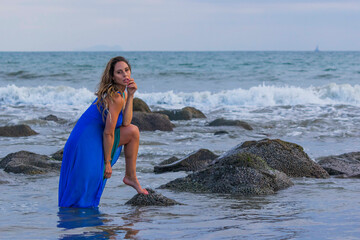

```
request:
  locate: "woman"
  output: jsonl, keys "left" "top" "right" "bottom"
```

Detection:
{"left": 59, "top": 56, "right": 148, "bottom": 208}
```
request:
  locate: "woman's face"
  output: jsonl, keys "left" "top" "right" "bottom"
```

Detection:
{"left": 113, "top": 61, "right": 131, "bottom": 87}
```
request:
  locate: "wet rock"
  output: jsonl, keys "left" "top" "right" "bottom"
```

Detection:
{"left": 159, "top": 152, "right": 293, "bottom": 195}
{"left": 125, "top": 188, "right": 182, "bottom": 206}
{"left": 155, "top": 107, "right": 206, "bottom": 120}
{"left": 158, "top": 156, "right": 180, "bottom": 166}
{"left": 0, "top": 124, "right": 38, "bottom": 137}
{"left": 40, "top": 114, "right": 67, "bottom": 124}
{"left": 131, "top": 112, "right": 173, "bottom": 131}
{"left": 237, "top": 139, "right": 329, "bottom": 178}
{"left": 154, "top": 149, "right": 218, "bottom": 173}
{"left": 214, "top": 131, "right": 229, "bottom": 135}
{"left": 51, "top": 149, "right": 64, "bottom": 161}
{"left": 317, "top": 152, "right": 360, "bottom": 178}
{"left": 0, "top": 151, "right": 61, "bottom": 174}
{"left": 208, "top": 118, "right": 253, "bottom": 130}
{"left": 133, "top": 98, "right": 151, "bottom": 113}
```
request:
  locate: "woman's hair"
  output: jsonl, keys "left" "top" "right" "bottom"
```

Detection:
{"left": 95, "top": 56, "right": 131, "bottom": 121}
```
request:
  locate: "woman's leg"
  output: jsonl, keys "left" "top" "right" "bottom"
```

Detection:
{"left": 118, "top": 124, "right": 148, "bottom": 194}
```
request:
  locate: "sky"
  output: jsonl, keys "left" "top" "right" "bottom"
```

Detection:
{"left": 0, "top": 0, "right": 360, "bottom": 51}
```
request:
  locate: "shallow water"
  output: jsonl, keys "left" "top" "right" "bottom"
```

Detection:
{"left": 1, "top": 51, "right": 360, "bottom": 239}
{"left": 1, "top": 168, "right": 360, "bottom": 240}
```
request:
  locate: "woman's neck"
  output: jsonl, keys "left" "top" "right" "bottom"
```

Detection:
{"left": 116, "top": 84, "right": 126, "bottom": 93}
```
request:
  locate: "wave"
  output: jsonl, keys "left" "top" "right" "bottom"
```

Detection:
{"left": 0, "top": 83, "right": 359, "bottom": 112}
{"left": 0, "top": 85, "right": 94, "bottom": 110}
{"left": 137, "top": 83, "right": 360, "bottom": 111}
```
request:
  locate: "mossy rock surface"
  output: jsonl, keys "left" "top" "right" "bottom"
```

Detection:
{"left": 236, "top": 138, "right": 329, "bottom": 178}
{"left": 0, "top": 124, "right": 38, "bottom": 137}
{"left": 125, "top": 188, "right": 182, "bottom": 206}
{"left": 159, "top": 152, "right": 293, "bottom": 196}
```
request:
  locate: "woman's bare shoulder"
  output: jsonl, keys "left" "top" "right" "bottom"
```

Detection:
{"left": 107, "top": 92, "right": 124, "bottom": 108}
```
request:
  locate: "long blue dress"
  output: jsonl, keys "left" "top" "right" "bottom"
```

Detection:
{"left": 58, "top": 97, "right": 123, "bottom": 208}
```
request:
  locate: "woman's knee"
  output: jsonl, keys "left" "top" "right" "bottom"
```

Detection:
{"left": 126, "top": 124, "right": 140, "bottom": 140}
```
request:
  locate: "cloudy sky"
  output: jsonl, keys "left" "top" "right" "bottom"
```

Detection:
{"left": 1, "top": 0, "right": 360, "bottom": 51}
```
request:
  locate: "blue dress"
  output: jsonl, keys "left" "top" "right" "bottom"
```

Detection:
{"left": 58, "top": 97, "right": 123, "bottom": 208}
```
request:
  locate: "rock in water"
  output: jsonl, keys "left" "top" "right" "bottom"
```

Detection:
{"left": 160, "top": 152, "right": 293, "bottom": 196}
{"left": 0, "top": 124, "right": 38, "bottom": 137}
{"left": 155, "top": 107, "right": 206, "bottom": 120}
{"left": 0, "top": 151, "right": 61, "bottom": 174}
{"left": 40, "top": 115, "right": 67, "bottom": 124}
{"left": 51, "top": 149, "right": 64, "bottom": 161}
{"left": 317, "top": 152, "right": 360, "bottom": 178}
{"left": 125, "top": 188, "right": 182, "bottom": 206}
{"left": 133, "top": 98, "right": 151, "bottom": 113}
{"left": 237, "top": 139, "right": 329, "bottom": 178}
{"left": 208, "top": 118, "right": 253, "bottom": 130}
{"left": 131, "top": 112, "right": 173, "bottom": 131}
{"left": 154, "top": 149, "right": 218, "bottom": 173}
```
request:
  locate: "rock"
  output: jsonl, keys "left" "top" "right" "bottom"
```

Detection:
{"left": 0, "top": 151, "right": 61, "bottom": 174}
{"left": 158, "top": 156, "right": 180, "bottom": 166}
{"left": 51, "top": 149, "right": 64, "bottom": 161}
{"left": 208, "top": 118, "right": 253, "bottom": 130}
{"left": 133, "top": 98, "right": 151, "bottom": 113}
{"left": 0, "top": 124, "right": 38, "bottom": 137}
{"left": 155, "top": 107, "right": 206, "bottom": 120}
{"left": 214, "top": 131, "right": 229, "bottom": 135}
{"left": 40, "top": 114, "right": 67, "bottom": 124}
{"left": 236, "top": 139, "right": 329, "bottom": 178}
{"left": 131, "top": 112, "right": 173, "bottom": 131}
{"left": 125, "top": 188, "right": 182, "bottom": 206}
{"left": 159, "top": 152, "right": 293, "bottom": 195}
{"left": 154, "top": 149, "right": 218, "bottom": 173}
{"left": 317, "top": 152, "right": 360, "bottom": 178}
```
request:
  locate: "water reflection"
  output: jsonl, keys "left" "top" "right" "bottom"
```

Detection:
{"left": 57, "top": 207, "right": 142, "bottom": 239}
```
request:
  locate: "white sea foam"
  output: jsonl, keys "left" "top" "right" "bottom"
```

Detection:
{"left": 1, "top": 83, "right": 359, "bottom": 112}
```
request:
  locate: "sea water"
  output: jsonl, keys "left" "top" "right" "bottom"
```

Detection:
{"left": 0, "top": 51, "right": 359, "bottom": 239}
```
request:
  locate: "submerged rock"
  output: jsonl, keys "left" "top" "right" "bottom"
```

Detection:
{"left": 51, "top": 149, "right": 64, "bottom": 161}
{"left": 0, "top": 151, "right": 61, "bottom": 174}
{"left": 154, "top": 149, "right": 218, "bottom": 173}
{"left": 40, "top": 114, "right": 67, "bottom": 124}
{"left": 317, "top": 152, "right": 360, "bottom": 178}
{"left": 237, "top": 139, "right": 329, "bottom": 178}
{"left": 125, "top": 188, "right": 182, "bottom": 206}
{"left": 0, "top": 124, "right": 38, "bottom": 137}
{"left": 214, "top": 130, "right": 229, "bottom": 135}
{"left": 208, "top": 118, "right": 253, "bottom": 130}
{"left": 131, "top": 112, "right": 173, "bottom": 131}
{"left": 133, "top": 98, "right": 151, "bottom": 113}
{"left": 156, "top": 107, "right": 206, "bottom": 120}
{"left": 159, "top": 152, "right": 293, "bottom": 195}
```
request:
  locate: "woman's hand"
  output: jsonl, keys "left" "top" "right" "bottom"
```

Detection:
{"left": 126, "top": 78, "right": 137, "bottom": 96}
{"left": 104, "top": 161, "right": 112, "bottom": 179}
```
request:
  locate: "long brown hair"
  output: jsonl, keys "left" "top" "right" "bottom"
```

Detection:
{"left": 95, "top": 56, "right": 131, "bottom": 121}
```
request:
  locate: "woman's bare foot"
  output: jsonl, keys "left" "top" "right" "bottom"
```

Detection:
{"left": 123, "top": 176, "right": 149, "bottom": 195}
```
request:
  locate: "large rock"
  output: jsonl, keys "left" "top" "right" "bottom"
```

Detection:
{"left": 159, "top": 152, "right": 293, "bottom": 195}
{"left": 317, "top": 152, "right": 360, "bottom": 178}
{"left": 208, "top": 118, "right": 253, "bottom": 130}
{"left": 0, "top": 124, "right": 38, "bottom": 137}
{"left": 0, "top": 151, "right": 61, "bottom": 174}
{"left": 131, "top": 112, "right": 173, "bottom": 131}
{"left": 133, "top": 98, "right": 151, "bottom": 113}
{"left": 237, "top": 139, "right": 329, "bottom": 178}
{"left": 154, "top": 149, "right": 218, "bottom": 173}
{"left": 156, "top": 107, "right": 206, "bottom": 120}
{"left": 125, "top": 188, "right": 182, "bottom": 206}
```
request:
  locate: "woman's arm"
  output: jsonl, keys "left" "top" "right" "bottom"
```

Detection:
{"left": 122, "top": 78, "right": 137, "bottom": 126}
{"left": 103, "top": 93, "right": 123, "bottom": 178}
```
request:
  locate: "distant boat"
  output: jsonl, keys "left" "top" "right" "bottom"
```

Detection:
{"left": 314, "top": 45, "right": 319, "bottom": 52}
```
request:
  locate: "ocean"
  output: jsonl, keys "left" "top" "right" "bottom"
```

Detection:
{"left": 0, "top": 51, "right": 359, "bottom": 239}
